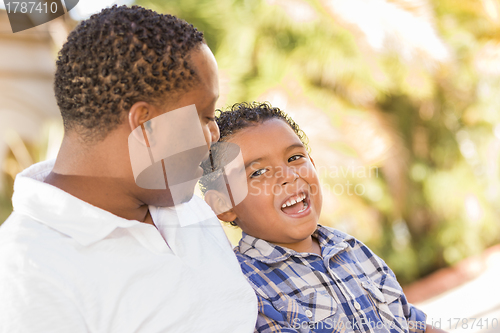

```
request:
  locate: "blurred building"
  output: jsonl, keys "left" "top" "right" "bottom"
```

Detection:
{"left": 0, "top": 9, "right": 70, "bottom": 188}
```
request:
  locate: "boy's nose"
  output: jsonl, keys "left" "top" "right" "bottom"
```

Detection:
{"left": 281, "top": 167, "right": 299, "bottom": 186}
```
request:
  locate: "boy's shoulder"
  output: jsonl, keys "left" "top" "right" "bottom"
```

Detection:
{"left": 233, "top": 225, "right": 358, "bottom": 264}
{"left": 234, "top": 225, "right": 406, "bottom": 306}
{"left": 316, "top": 225, "right": 356, "bottom": 244}
{"left": 317, "top": 226, "right": 391, "bottom": 270}
{"left": 234, "top": 225, "right": 391, "bottom": 278}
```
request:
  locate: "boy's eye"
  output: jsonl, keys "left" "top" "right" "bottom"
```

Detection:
{"left": 288, "top": 154, "right": 304, "bottom": 162}
{"left": 250, "top": 169, "right": 267, "bottom": 178}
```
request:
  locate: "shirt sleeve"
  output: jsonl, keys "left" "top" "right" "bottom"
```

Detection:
{"left": 352, "top": 238, "right": 427, "bottom": 333}
{"left": 255, "top": 293, "right": 303, "bottom": 333}
{"left": 399, "top": 293, "right": 427, "bottom": 333}
{"left": 0, "top": 272, "right": 89, "bottom": 333}
{"left": 375, "top": 257, "right": 427, "bottom": 333}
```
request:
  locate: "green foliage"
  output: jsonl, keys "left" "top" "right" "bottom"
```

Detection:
{"left": 133, "top": 0, "right": 500, "bottom": 284}
{"left": 2, "top": 0, "right": 498, "bottom": 286}
{"left": 0, "top": 122, "right": 63, "bottom": 225}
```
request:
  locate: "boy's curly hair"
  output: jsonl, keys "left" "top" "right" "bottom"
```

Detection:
{"left": 54, "top": 5, "right": 204, "bottom": 141}
{"left": 215, "top": 102, "right": 309, "bottom": 148}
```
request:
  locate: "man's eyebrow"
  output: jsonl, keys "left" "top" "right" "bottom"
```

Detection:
{"left": 245, "top": 158, "right": 264, "bottom": 170}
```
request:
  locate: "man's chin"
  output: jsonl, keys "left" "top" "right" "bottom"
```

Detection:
{"left": 171, "top": 192, "right": 195, "bottom": 206}
{"left": 152, "top": 190, "right": 195, "bottom": 207}
{"left": 137, "top": 180, "right": 199, "bottom": 207}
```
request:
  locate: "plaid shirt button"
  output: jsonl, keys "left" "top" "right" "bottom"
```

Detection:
{"left": 354, "top": 301, "right": 361, "bottom": 310}
{"left": 305, "top": 309, "right": 313, "bottom": 318}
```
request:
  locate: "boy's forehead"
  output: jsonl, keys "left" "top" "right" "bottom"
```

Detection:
{"left": 234, "top": 119, "right": 300, "bottom": 139}
{"left": 229, "top": 119, "right": 305, "bottom": 164}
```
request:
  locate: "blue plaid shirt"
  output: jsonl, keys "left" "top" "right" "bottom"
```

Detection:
{"left": 235, "top": 225, "right": 427, "bottom": 333}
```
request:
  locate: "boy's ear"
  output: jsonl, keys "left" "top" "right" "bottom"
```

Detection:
{"left": 217, "top": 210, "right": 238, "bottom": 223}
{"left": 309, "top": 154, "right": 316, "bottom": 168}
{"left": 204, "top": 190, "right": 238, "bottom": 222}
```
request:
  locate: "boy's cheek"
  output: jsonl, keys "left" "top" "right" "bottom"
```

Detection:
{"left": 248, "top": 180, "right": 274, "bottom": 197}
{"left": 298, "top": 163, "right": 318, "bottom": 179}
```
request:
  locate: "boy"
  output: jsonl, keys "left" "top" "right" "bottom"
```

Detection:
{"left": 203, "top": 102, "right": 443, "bottom": 333}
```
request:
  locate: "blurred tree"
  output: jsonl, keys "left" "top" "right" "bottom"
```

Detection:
{"left": 135, "top": 0, "right": 500, "bottom": 284}
{"left": 136, "top": 0, "right": 500, "bottom": 284}
{"left": 0, "top": 0, "right": 496, "bottom": 285}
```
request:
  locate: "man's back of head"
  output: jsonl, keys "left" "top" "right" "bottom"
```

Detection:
{"left": 54, "top": 5, "right": 204, "bottom": 143}
{"left": 47, "top": 5, "right": 220, "bottom": 219}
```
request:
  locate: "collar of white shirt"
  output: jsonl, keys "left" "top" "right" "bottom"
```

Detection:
{"left": 3, "top": 160, "right": 259, "bottom": 333}
{"left": 11, "top": 159, "right": 206, "bottom": 247}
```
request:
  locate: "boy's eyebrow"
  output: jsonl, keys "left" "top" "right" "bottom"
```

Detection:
{"left": 284, "top": 143, "right": 306, "bottom": 153}
{"left": 245, "top": 158, "right": 263, "bottom": 170}
{"left": 243, "top": 143, "right": 305, "bottom": 170}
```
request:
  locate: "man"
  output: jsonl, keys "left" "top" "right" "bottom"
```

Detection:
{"left": 0, "top": 6, "right": 257, "bottom": 333}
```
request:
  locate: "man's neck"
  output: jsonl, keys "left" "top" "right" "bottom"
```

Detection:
{"left": 45, "top": 130, "right": 152, "bottom": 224}
{"left": 44, "top": 171, "right": 152, "bottom": 223}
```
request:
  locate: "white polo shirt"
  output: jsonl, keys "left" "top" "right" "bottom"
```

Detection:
{"left": 0, "top": 160, "right": 257, "bottom": 333}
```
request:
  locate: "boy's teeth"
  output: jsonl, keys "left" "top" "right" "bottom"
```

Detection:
{"left": 297, "top": 201, "right": 309, "bottom": 213}
{"left": 281, "top": 194, "right": 306, "bottom": 208}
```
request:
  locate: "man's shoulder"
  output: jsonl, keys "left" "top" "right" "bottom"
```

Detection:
{"left": 0, "top": 212, "right": 79, "bottom": 274}
{"left": 0, "top": 212, "right": 69, "bottom": 249}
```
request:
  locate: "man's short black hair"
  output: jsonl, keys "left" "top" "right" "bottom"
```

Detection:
{"left": 54, "top": 5, "right": 205, "bottom": 141}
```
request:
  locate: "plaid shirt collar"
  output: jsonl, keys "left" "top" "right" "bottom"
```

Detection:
{"left": 237, "top": 224, "right": 355, "bottom": 264}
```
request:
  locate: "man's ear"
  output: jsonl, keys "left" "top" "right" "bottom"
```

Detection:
{"left": 128, "top": 101, "right": 155, "bottom": 131}
{"left": 128, "top": 101, "right": 162, "bottom": 146}
{"left": 204, "top": 190, "right": 238, "bottom": 222}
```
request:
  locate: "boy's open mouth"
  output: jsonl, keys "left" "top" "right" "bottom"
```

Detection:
{"left": 280, "top": 191, "right": 309, "bottom": 215}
